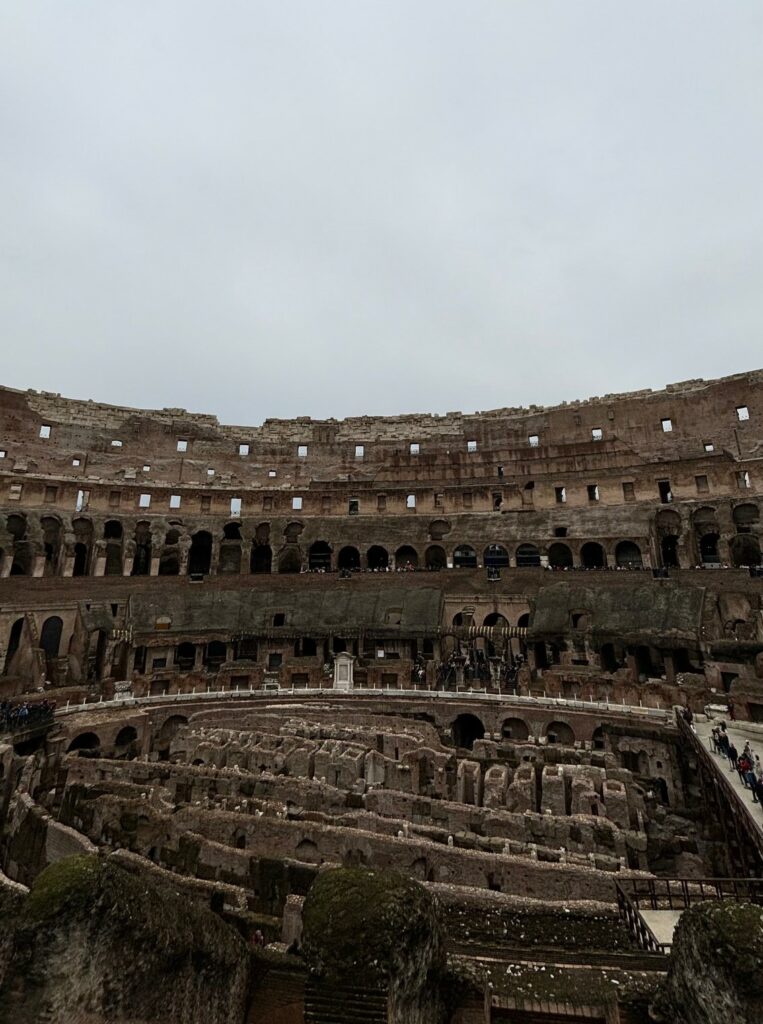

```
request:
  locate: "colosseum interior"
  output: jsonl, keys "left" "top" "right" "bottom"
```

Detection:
{"left": 1, "top": 371, "right": 762, "bottom": 1023}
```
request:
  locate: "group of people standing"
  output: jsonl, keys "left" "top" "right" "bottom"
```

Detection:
{"left": 711, "top": 722, "right": 763, "bottom": 804}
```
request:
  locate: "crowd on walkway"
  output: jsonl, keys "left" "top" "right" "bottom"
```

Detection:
{"left": 709, "top": 719, "right": 763, "bottom": 805}
{"left": 0, "top": 699, "right": 56, "bottom": 734}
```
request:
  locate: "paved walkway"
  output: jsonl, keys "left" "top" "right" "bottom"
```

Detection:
{"left": 694, "top": 718, "right": 763, "bottom": 837}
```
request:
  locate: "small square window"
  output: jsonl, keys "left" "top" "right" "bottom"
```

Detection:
{"left": 230, "top": 497, "right": 242, "bottom": 516}
{"left": 467, "top": 439, "right": 477, "bottom": 453}
{"left": 704, "top": 441, "right": 714, "bottom": 452}
{"left": 39, "top": 425, "right": 51, "bottom": 439}
{"left": 406, "top": 493, "right": 416, "bottom": 509}
{"left": 622, "top": 481, "right": 635, "bottom": 501}
{"left": 0, "top": 450, "right": 6, "bottom": 459}
{"left": 292, "top": 496, "right": 303, "bottom": 510}
{"left": 177, "top": 439, "right": 188, "bottom": 452}
{"left": 200, "top": 495, "right": 212, "bottom": 512}
{"left": 434, "top": 493, "right": 444, "bottom": 508}
{"left": 736, "top": 406, "right": 750, "bottom": 421}
{"left": 108, "top": 490, "right": 121, "bottom": 508}
{"left": 263, "top": 495, "right": 273, "bottom": 511}
{"left": 268, "top": 469, "right": 277, "bottom": 477}
{"left": 238, "top": 443, "right": 249, "bottom": 456}
{"left": 555, "top": 486, "right": 567, "bottom": 504}
{"left": 587, "top": 484, "right": 599, "bottom": 502}
{"left": 8, "top": 483, "right": 22, "bottom": 500}
{"left": 297, "top": 445, "right": 308, "bottom": 458}
{"left": 462, "top": 491, "right": 473, "bottom": 509}
{"left": 207, "top": 468, "right": 215, "bottom": 477}
{"left": 528, "top": 434, "right": 539, "bottom": 447}
{"left": 142, "top": 464, "right": 150, "bottom": 472}
{"left": 170, "top": 494, "right": 182, "bottom": 509}
{"left": 591, "top": 428, "right": 603, "bottom": 441}
{"left": 72, "top": 457, "right": 81, "bottom": 466}
{"left": 110, "top": 439, "right": 122, "bottom": 448}
{"left": 273, "top": 613, "right": 285, "bottom": 627}
{"left": 377, "top": 494, "right": 387, "bottom": 511}
{"left": 695, "top": 475, "right": 709, "bottom": 494}
{"left": 661, "top": 418, "right": 673, "bottom": 432}
{"left": 349, "top": 498, "right": 359, "bottom": 515}
{"left": 410, "top": 442, "right": 420, "bottom": 455}
{"left": 355, "top": 445, "right": 364, "bottom": 458}
{"left": 139, "top": 493, "right": 151, "bottom": 508}
{"left": 554, "top": 526, "right": 568, "bottom": 537}
{"left": 44, "top": 485, "right": 58, "bottom": 503}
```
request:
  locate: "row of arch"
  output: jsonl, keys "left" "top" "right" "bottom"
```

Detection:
{"left": 451, "top": 713, "right": 576, "bottom": 749}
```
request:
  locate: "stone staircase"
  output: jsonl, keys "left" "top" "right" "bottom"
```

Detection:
{"left": 304, "top": 979, "right": 387, "bottom": 1024}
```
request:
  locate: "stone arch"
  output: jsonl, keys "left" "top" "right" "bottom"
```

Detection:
{"left": 67, "top": 731, "right": 100, "bottom": 753}
{"left": 484, "top": 544, "right": 509, "bottom": 568}
{"left": 515, "top": 543, "right": 541, "bottom": 567}
{"left": 395, "top": 545, "right": 418, "bottom": 568}
{"left": 41, "top": 516, "right": 64, "bottom": 575}
{"left": 501, "top": 717, "right": 529, "bottom": 741}
{"left": 483, "top": 612, "right": 509, "bottom": 628}
{"left": 115, "top": 725, "right": 138, "bottom": 747}
{"left": 425, "top": 545, "right": 447, "bottom": 569}
{"left": 308, "top": 541, "right": 332, "bottom": 571}
{"left": 733, "top": 503, "right": 759, "bottom": 532}
{"left": 452, "top": 713, "right": 485, "bottom": 749}
{"left": 337, "top": 546, "right": 360, "bottom": 571}
{"left": 699, "top": 532, "right": 720, "bottom": 565}
{"left": 295, "top": 838, "right": 321, "bottom": 864}
{"left": 367, "top": 545, "right": 389, "bottom": 570}
{"left": 175, "top": 642, "right": 195, "bottom": 670}
{"left": 545, "top": 720, "right": 575, "bottom": 746}
{"left": 615, "top": 541, "right": 643, "bottom": 568}
{"left": 580, "top": 542, "right": 606, "bottom": 569}
{"left": 40, "top": 616, "right": 63, "bottom": 660}
{"left": 131, "top": 521, "right": 152, "bottom": 576}
{"left": 157, "top": 715, "right": 188, "bottom": 743}
{"left": 188, "top": 531, "right": 213, "bottom": 575}
{"left": 548, "top": 542, "right": 573, "bottom": 569}
{"left": 453, "top": 544, "right": 477, "bottom": 568}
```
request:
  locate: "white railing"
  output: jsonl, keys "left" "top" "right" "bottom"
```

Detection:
{"left": 55, "top": 686, "right": 670, "bottom": 721}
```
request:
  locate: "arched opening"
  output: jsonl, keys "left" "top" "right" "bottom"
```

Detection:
{"left": 515, "top": 543, "right": 541, "bottom": 568}
{"left": 72, "top": 542, "right": 89, "bottom": 577}
{"left": 188, "top": 531, "right": 212, "bottom": 575}
{"left": 295, "top": 839, "right": 321, "bottom": 864}
{"left": 175, "top": 642, "right": 196, "bottom": 671}
{"left": 732, "top": 503, "right": 760, "bottom": 533}
{"left": 337, "top": 546, "right": 360, "bottom": 571}
{"left": 424, "top": 545, "right": 447, "bottom": 570}
{"left": 599, "top": 643, "right": 624, "bottom": 673}
{"left": 453, "top": 544, "right": 477, "bottom": 568}
{"left": 660, "top": 535, "right": 680, "bottom": 569}
{"left": 484, "top": 544, "right": 509, "bottom": 568}
{"left": 395, "top": 545, "right": 418, "bottom": 569}
{"left": 157, "top": 715, "right": 188, "bottom": 746}
{"left": 548, "top": 543, "right": 573, "bottom": 569}
{"left": 308, "top": 541, "right": 332, "bottom": 571}
{"left": 131, "top": 522, "right": 152, "bottom": 576}
{"left": 452, "top": 713, "right": 485, "bottom": 750}
{"left": 545, "top": 721, "right": 575, "bottom": 746}
{"left": 41, "top": 516, "right": 63, "bottom": 575}
{"left": 699, "top": 532, "right": 720, "bottom": 565}
{"left": 429, "top": 519, "right": 451, "bottom": 541}
{"left": 218, "top": 541, "right": 242, "bottom": 574}
{"left": 205, "top": 640, "right": 226, "bottom": 669}
{"left": 4, "top": 617, "right": 24, "bottom": 675}
{"left": 615, "top": 541, "right": 643, "bottom": 568}
{"left": 592, "top": 726, "right": 605, "bottom": 750}
{"left": 484, "top": 612, "right": 509, "bottom": 628}
{"left": 115, "top": 725, "right": 137, "bottom": 748}
{"left": 67, "top": 731, "right": 100, "bottom": 753}
{"left": 40, "top": 616, "right": 63, "bottom": 661}
{"left": 278, "top": 547, "right": 302, "bottom": 574}
{"left": 104, "top": 520, "right": 123, "bottom": 540}
{"left": 223, "top": 522, "right": 242, "bottom": 540}
{"left": 250, "top": 545, "right": 272, "bottom": 574}
{"left": 730, "top": 534, "right": 761, "bottom": 568}
{"left": 367, "top": 545, "right": 389, "bottom": 570}
{"left": 501, "top": 717, "right": 529, "bottom": 741}
{"left": 580, "top": 542, "right": 606, "bottom": 569}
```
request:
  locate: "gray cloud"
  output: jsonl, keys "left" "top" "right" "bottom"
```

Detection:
{"left": 2, "top": 2, "right": 762, "bottom": 421}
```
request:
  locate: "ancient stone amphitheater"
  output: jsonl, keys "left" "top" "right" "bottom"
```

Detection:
{"left": 1, "top": 373, "right": 762, "bottom": 1023}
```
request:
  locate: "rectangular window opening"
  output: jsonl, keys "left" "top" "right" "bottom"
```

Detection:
{"left": 695, "top": 475, "right": 709, "bottom": 494}
{"left": 555, "top": 486, "right": 567, "bottom": 504}
{"left": 661, "top": 418, "right": 673, "bottom": 433}
{"left": 704, "top": 441, "right": 715, "bottom": 452}
{"left": 355, "top": 445, "right": 364, "bottom": 458}
{"left": 39, "top": 425, "right": 51, "bottom": 439}
{"left": 467, "top": 439, "right": 477, "bottom": 453}
{"left": 658, "top": 480, "right": 672, "bottom": 503}
{"left": 230, "top": 496, "right": 242, "bottom": 516}
{"left": 587, "top": 484, "right": 599, "bottom": 502}
{"left": 622, "top": 481, "right": 635, "bottom": 502}
{"left": 170, "top": 494, "right": 182, "bottom": 509}
{"left": 110, "top": 439, "right": 122, "bottom": 448}
{"left": 736, "top": 406, "right": 750, "bottom": 421}
{"left": 406, "top": 493, "right": 416, "bottom": 509}
{"left": 238, "top": 443, "right": 249, "bottom": 456}
{"left": 297, "top": 444, "right": 308, "bottom": 458}
{"left": 177, "top": 439, "right": 188, "bottom": 452}
{"left": 528, "top": 434, "right": 539, "bottom": 447}
{"left": 410, "top": 442, "right": 420, "bottom": 455}
{"left": 139, "top": 493, "right": 151, "bottom": 508}
{"left": 292, "top": 496, "right": 303, "bottom": 510}
{"left": 591, "top": 427, "right": 603, "bottom": 441}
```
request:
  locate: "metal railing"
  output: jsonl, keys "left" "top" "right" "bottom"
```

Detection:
{"left": 53, "top": 686, "right": 671, "bottom": 721}
{"left": 616, "top": 876, "right": 763, "bottom": 954}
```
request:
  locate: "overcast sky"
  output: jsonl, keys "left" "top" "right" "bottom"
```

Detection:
{"left": 1, "top": 3, "right": 762, "bottom": 423}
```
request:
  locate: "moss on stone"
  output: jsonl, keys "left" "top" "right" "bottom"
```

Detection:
{"left": 302, "top": 867, "right": 444, "bottom": 986}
